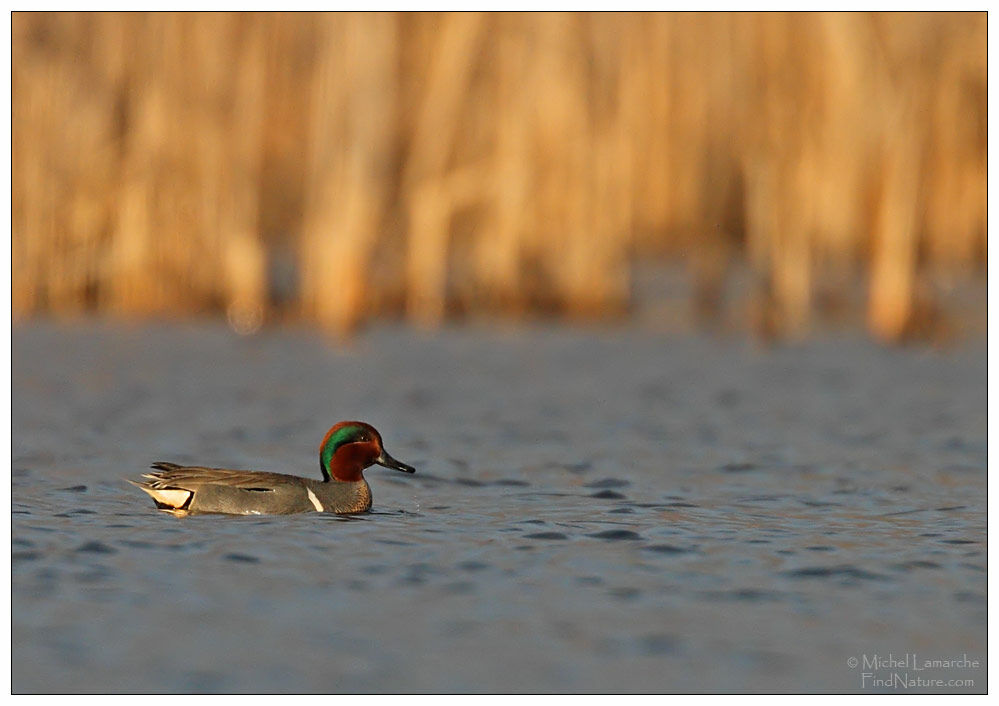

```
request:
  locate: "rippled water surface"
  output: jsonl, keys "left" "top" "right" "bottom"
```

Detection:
{"left": 12, "top": 322, "right": 986, "bottom": 693}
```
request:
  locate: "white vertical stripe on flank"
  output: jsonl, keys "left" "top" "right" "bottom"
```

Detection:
{"left": 306, "top": 487, "right": 324, "bottom": 511}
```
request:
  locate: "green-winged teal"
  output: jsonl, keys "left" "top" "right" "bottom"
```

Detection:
{"left": 129, "top": 421, "right": 415, "bottom": 516}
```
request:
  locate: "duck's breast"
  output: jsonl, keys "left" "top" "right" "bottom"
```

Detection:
{"left": 311, "top": 479, "right": 372, "bottom": 514}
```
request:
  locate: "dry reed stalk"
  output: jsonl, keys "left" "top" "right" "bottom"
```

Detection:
{"left": 13, "top": 13, "right": 118, "bottom": 315}
{"left": 527, "top": 13, "right": 589, "bottom": 309}
{"left": 218, "top": 15, "right": 268, "bottom": 333}
{"left": 921, "top": 14, "right": 987, "bottom": 273}
{"left": 523, "top": 12, "right": 631, "bottom": 315}
{"left": 627, "top": 16, "right": 672, "bottom": 250}
{"left": 257, "top": 15, "right": 317, "bottom": 256}
{"left": 683, "top": 14, "right": 745, "bottom": 323}
{"left": 11, "top": 17, "right": 47, "bottom": 314}
{"left": 106, "top": 12, "right": 168, "bottom": 315}
{"left": 860, "top": 13, "right": 978, "bottom": 340}
{"left": 301, "top": 13, "right": 398, "bottom": 335}
{"left": 866, "top": 88, "right": 925, "bottom": 341}
{"left": 740, "top": 13, "right": 817, "bottom": 337}
{"left": 806, "top": 14, "right": 870, "bottom": 277}
{"left": 470, "top": 15, "right": 530, "bottom": 315}
{"left": 571, "top": 13, "right": 633, "bottom": 316}
{"left": 402, "top": 12, "right": 488, "bottom": 325}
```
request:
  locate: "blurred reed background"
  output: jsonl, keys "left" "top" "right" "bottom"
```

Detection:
{"left": 12, "top": 12, "right": 986, "bottom": 342}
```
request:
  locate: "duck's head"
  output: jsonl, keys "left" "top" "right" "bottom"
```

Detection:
{"left": 319, "top": 421, "right": 416, "bottom": 482}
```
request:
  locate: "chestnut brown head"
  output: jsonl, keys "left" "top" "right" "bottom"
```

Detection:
{"left": 318, "top": 421, "right": 416, "bottom": 482}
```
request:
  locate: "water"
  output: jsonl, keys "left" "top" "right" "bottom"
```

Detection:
{"left": 12, "top": 322, "right": 986, "bottom": 693}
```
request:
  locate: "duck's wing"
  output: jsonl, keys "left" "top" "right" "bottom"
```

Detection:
{"left": 140, "top": 462, "right": 305, "bottom": 490}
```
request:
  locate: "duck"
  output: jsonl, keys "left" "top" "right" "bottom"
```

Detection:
{"left": 128, "top": 421, "right": 415, "bottom": 516}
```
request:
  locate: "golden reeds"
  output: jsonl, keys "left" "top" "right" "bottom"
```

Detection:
{"left": 11, "top": 12, "right": 987, "bottom": 341}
